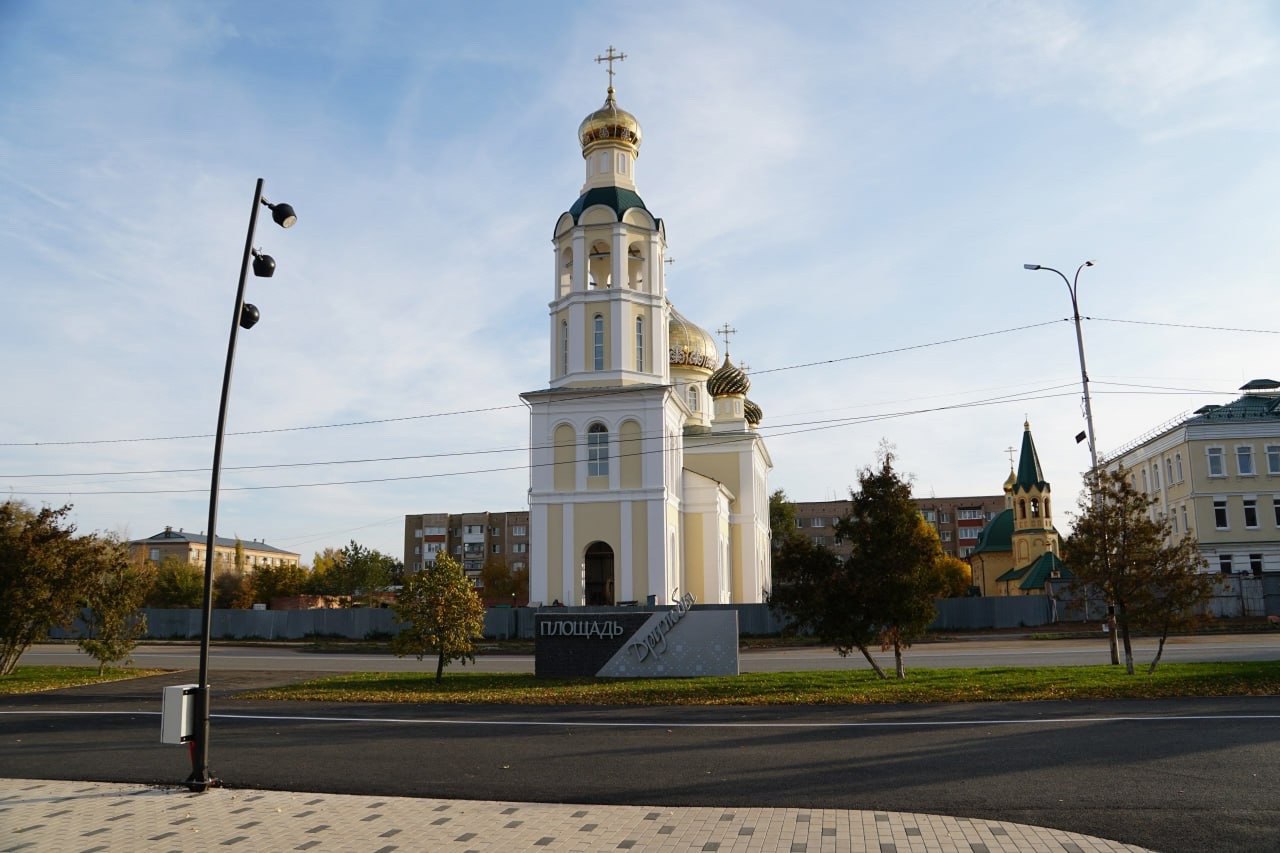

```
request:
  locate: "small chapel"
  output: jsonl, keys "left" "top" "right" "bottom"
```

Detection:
{"left": 522, "top": 51, "right": 773, "bottom": 607}
{"left": 968, "top": 421, "right": 1071, "bottom": 596}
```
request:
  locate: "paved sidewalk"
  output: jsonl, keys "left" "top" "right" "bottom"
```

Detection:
{"left": 0, "top": 778, "right": 1149, "bottom": 852}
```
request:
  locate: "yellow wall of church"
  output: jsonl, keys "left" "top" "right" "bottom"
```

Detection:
{"left": 684, "top": 513, "right": 708, "bottom": 598}
{"left": 620, "top": 420, "right": 642, "bottom": 488}
{"left": 574, "top": 503, "right": 621, "bottom": 572}
{"left": 631, "top": 502, "right": 648, "bottom": 602}
{"left": 554, "top": 425, "right": 575, "bottom": 491}
{"left": 684, "top": 455, "right": 740, "bottom": 503}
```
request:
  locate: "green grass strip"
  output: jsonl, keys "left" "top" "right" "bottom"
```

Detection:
{"left": 240, "top": 661, "right": 1280, "bottom": 705}
{"left": 0, "top": 666, "right": 168, "bottom": 695}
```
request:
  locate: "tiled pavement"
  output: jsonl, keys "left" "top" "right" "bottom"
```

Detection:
{"left": 0, "top": 778, "right": 1151, "bottom": 852}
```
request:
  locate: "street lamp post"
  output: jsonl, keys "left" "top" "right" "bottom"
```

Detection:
{"left": 189, "top": 178, "right": 296, "bottom": 792}
{"left": 1023, "top": 260, "right": 1119, "bottom": 664}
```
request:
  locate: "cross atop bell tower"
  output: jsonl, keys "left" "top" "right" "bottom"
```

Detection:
{"left": 595, "top": 45, "right": 627, "bottom": 91}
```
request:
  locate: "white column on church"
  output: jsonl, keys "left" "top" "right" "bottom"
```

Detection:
{"left": 562, "top": 504, "right": 577, "bottom": 605}
{"left": 530, "top": 503, "right": 549, "bottom": 604}
{"left": 568, "top": 302, "right": 584, "bottom": 375}
{"left": 610, "top": 224, "right": 625, "bottom": 291}
{"left": 571, "top": 231, "right": 586, "bottom": 292}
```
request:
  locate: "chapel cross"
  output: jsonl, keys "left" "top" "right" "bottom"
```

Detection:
{"left": 595, "top": 45, "right": 627, "bottom": 88}
{"left": 1005, "top": 446, "right": 1017, "bottom": 468}
{"left": 716, "top": 323, "right": 737, "bottom": 351}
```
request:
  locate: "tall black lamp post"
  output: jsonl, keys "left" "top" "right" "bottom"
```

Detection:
{"left": 189, "top": 178, "right": 296, "bottom": 792}
{"left": 1022, "top": 260, "right": 1119, "bottom": 664}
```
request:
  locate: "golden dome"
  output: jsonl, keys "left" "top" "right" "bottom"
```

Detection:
{"left": 744, "top": 398, "right": 763, "bottom": 426}
{"left": 708, "top": 354, "right": 751, "bottom": 397}
{"left": 579, "top": 87, "right": 642, "bottom": 155}
{"left": 668, "top": 304, "right": 717, "bottom": 373}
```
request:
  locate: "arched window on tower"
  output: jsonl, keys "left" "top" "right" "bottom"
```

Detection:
{"left": 588, "top": 240, "right": 610, "bottom": 288}
{"left": 560, "top": 320, "right": 569, "bottom": 376}
{"left": 587, "top": 423, "right": 609, "bottom": 477}
{"left": 593, "top": 315, "right": 604, "bottom": 371}
{"left": 687, "top": 384, "right": 699, "bottom": 412}
{"left": 559, "top": 248, "right": 573, "bottom": 296}
{"left": 635, "top": 317, "right": 645, "bottom": 371}
{"left": 1044, "top": 498, "right": 1051, "bottom": 518}
{"left": 627, "top": 242, "right": 645, "bottom": 290}
{"left": 1030, "top": 498, "right": 1040, "bottom": 518}
{"left": 1019, "top": 499, "right": 1027, "bottom": 520}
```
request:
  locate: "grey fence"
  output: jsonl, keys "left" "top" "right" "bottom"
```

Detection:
{"left": 46, "top": 574, "right": 1280, "bottom": 642}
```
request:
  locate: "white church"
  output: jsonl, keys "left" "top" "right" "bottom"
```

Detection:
{"left": 522, "top": 54, "right": 773, "bottom": 607}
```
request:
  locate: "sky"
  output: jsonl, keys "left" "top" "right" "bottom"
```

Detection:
{"left": 2, "top": 0, "right": 1278, "bottom": 564}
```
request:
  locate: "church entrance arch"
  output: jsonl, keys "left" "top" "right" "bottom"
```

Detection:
{"left": 584, "top": 541, "right": 615, "bottom": 605}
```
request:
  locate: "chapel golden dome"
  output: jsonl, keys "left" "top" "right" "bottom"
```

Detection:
{"left": 579, "top": 87, "right": 642, "bottom": 155}
{"left": 708, "top": 354, "right": 751, "bottom": 397}
{"left": 668, "top": 304, "right": 717, "bottom": 373}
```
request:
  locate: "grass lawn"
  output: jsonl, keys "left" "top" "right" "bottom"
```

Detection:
{"left": 240, "top": 660, "right": 1280, "bottom": 706}
{"left": 0, "top": 666, "right": 168, "bottom": 695}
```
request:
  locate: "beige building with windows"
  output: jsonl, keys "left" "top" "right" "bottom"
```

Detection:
{"left": 521, "top": 62, "right": 772, "bottom": 607}
{"left": 1102, "top": 378, "right": 1280, "bottom": 576}
{"left": 130, "top": 526, "right": 300, "bottom": 572}
{"left": 790, "top": 496, "right": 1004, "bottom": 562}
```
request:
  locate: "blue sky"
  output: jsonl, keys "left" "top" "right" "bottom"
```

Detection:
{"left": 2, "top": 1, "right": 1278, "bottom": 562}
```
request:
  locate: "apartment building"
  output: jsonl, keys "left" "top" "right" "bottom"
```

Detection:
{"left": 130, "top": 526, "right": 300, "bottom": 572}
{"left": 1102, "top": 378, "right": 1280, "bottom": 576}
{"left": 790, "top": 495, "right": 1004, "bottom": 561}
{"left": 403, "top": 510, "right": 531, "bottom": 584}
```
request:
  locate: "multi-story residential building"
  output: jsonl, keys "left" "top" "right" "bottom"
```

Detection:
{"left": 790, "top": 495, "right": 1004, "bottom": 562}
{"left": 403, "top": 510, "right": 531, "bottom": 586}
{"left": 1102, "top": 378, "right": 1280, "bottom": 576}
{"left": 130, "top": 526, "right": 300, "bottom": 572}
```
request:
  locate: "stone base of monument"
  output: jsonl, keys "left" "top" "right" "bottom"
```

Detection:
{"left": 534, "top": 597, "right": 739, "bottom": 678}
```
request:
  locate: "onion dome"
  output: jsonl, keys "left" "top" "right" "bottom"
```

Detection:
{"left": 708, "top": 354, "right": 751, "bottom": 397}
{"left": 579, "top": 87, "right": 642, "bottom": 156}
{"left": 744, "top": 398, "right": 763, "bottom": 426}
{"left": 1003, "top": 468, "right": 1017, "bottom": 494}
{"left": 669, "top": 304, "right": 717, "bottom": 373}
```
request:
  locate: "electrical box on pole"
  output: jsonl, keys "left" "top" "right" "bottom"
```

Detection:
{"left": 161, "top": 684, "right": 199, "bottom": 744}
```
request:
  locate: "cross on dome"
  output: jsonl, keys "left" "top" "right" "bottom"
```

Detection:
{"left": 594, "top": 45, "right": 627, "bottom": 91}
{"left": 716, "top": 323, "right": 737, "bottom": 352}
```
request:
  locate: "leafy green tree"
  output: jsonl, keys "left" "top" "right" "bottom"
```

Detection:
{"left": 147, "top": 556, "right": 204, "bottom": 608}
{"left": 214, "top": 568, "right": 251, "bottom": 609}
{"left": 769, "top": 488, "right": 805, "bottom": 550}
{"left": 249, "top": 560, "right": 308, "bottom": 606}
{"left": 304, "top": 547, "right": 346, "bottom": 595}
{"left": 837, "top": 451, "right": 947, "bottom": 678}
{"left": 1065, "top": 467, "right": 1212, "bottom": 674}
{"left": 337, "top": 540, "right": 398, "bottom": 606}
{"left": 392, "top": 552, "right": 486, "bottom": 682}
{"left": 0, "top": 501, "right": 101, "bottom": 675}
{"left": 479, "top": 557, "right": 529, "bottom": 605}
{"left": 78, "top": 536, "right": 155, "bottom": 674}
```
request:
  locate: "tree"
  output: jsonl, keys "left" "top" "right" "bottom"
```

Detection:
{"left": 838, "top": 451, "right": 948, "bottom": 678}
{"left": 78, "top": 536, "right": 155, "bottom": 674}
{"left": 1065, "top": 467, "right": 1212, "bottom": 674}
{"left": 249, "top": 560, "right": 308, "bottom": 606}
{"left": 769, "top": 488, "right": 805, "bottom": 549}
{"left": 479, "top": 557, "right": 529, "bottom": 606}
{"left": 305, "top": 547, "right": 346, "bottom": 595}
{"left": 147, "top": 555, "right": 205, "bottom": 608}
{"left": 214, "top": 568, "right": 252, "bottom": 609}
{"left": 391, "top": 552, "right": 486, "bottom": 682}
{"left": 0, "top": 501, "right": 101, "bottom": 676}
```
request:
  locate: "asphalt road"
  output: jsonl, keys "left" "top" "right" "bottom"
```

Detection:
{"left": 1, "top": 672, "right": 1278, "bottom": 853}
{"left": 20, "top": 632, "right": 1280, "bottom": 673}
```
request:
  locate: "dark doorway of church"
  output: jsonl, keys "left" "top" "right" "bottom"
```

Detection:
{"left": 584, "top": 541, "right": 615, "bottom": 605}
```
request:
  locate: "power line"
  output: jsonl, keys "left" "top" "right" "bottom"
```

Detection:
{"left": 0, "top": 319, "right": 1067, "bottom": 448}
{"left": 1086, "top": 316, "right": 1280, "bottom": 335}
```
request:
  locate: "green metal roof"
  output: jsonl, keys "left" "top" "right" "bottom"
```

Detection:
{"left": 1013, "top": 423, "right": 1048, "bottom": 492}
{"left": 1186, "top": 390, "right": 1280, "bottom": 423}
{"left": 970, "top": 508, "right": 1013, "bottom": 555}
{"left": 995, "top": 551, "right": 1070, "bottom": 590}
{"left": 567, "top": 186, "right": 651, "bottom": 223}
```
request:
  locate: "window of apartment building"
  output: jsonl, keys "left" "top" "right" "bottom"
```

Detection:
{"left": 940, "top": 530, "right": 953, "bottom": 542}
{"left": 593, "top": 314, "right": 604, "bottom": 371}
{"left": 1207, "top": 447, "right": 1225, "bottom": 477}
{"left": 1268, "top": 445, "right": 1280, "bottom": 475}
{"left": 959, "top": 527, "right": 979, "bottom": 540}
{"left": 921, "top": 510, "right": 936, "bottom": 523}
{"left": 423, "top": 526, "right": 445, "bottom": 536}
{"left": 1214, "top": 498, "right": 1229, "bottom": 529}
{"left": 512, "top": 543, "right": 528, "bottom": 554}
{"left": 464, "top": 543, "right": 483, "bottom": 554}
{"left": 489, "top": 526, "right": 501, "bottom": 535}
{"left": 833, "top": 535, "right": 843, "bottom": 545}
{"left": 1219, "top": 554, "right": 1233, "bottom": 574}
{"left": 811, "top": 517, "right": 825, "bottom": 528}
{"left": 425, "top": 543, "right": 443, "bottom": 554}
{"left": 1237, "top": 445, "right": 1255, "bottom": 476}
{"left": 413, "top": 528, "right": 422, "bottom": 538}
{"left": 794, "top": 518, "right": 803, "bottom": 528}
{"left": 939, "top": 511, "right": 951, "bottom": 523}
{"left": 587, "top": 423, "right": 609, "bottom": 476}
{"left": 1175, "top": 453, "right": 1184, "bottom": 482}
{"left": 464, "top": 525, "right": 483, "bottom": 535}
{"left": 957, "top": 509, "right": 984, "bottom": 520}
{"left": 812, "top": 535, "right": 826, "bottom": 546}
{"left": 149, "top": 548, "right": 160, "bottom": 561}
{"left": 960, "top": 546, "right": 976, "bottom": 558}
{"left": 453, "top": 545, "right": 462, "bottom": 555}
{"left": 511, "top": 525, "right": 527, "bottom": 537}
{"left": 1244, "top": 497, "right": 1259, "bottom": 529}
{"left": 512, "top": 561, "right": 525, "bottom": 571}
{"left": 1250, "top": 554, "right": 1264, "bottom": 576}
{"left": 491, "top": 544, "right": 502, "bottom": 554}
{"left": 413, "top": 545, "right": 421, "bottom": 555}
{"left": 1274, "top": 496, "right": 1280, "bottom": 527}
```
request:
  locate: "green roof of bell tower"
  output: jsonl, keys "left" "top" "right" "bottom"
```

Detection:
{"left": 1013, "top": 420, "right": 1048, "bottom": 492}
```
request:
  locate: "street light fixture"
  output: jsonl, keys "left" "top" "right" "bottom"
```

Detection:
{"left": 1023, "top": 259, "right": 1118, "bottom": 664}
{"left": 188, "top": 178, "right": 296, "bottom": 792}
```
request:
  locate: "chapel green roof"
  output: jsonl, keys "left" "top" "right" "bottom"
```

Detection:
{"left": 567, "top": 186, "right": 651, "bottom": 223}
{"left": 1013, "top": 421, "right": 1048, "bottom": 492}
{"left": 995, "top": 551, "right": 1070, "bottom": 590}
{"left": 970, "top": 508, "right": 1013, "bottom": 555}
